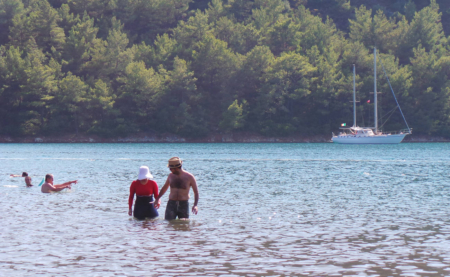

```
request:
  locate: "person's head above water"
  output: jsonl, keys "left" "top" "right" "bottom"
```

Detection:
{"left": 45, "top": 174, "right": 53, "bottom": 182}
{"left": 138, "top": 166, "right": 153, "bottom": 180}
{"left": 22, "top": 172, "right": 28, "bottom": 177}
{"left": 168, "top": 157, "right": 182, "bottom": 175}
{"left": 168, "top": 157, "right": 182, "bottom": 168}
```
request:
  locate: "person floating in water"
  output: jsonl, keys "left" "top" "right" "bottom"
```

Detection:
{"left": 155, "top": 157, "right": 199, "bottom": 220}
{"left": 41, "top": 174, "right": 77, "bottom": 193}
{"left": 128, "top": 166, "right": 159, "bottom": 220}
{"left": 10, "top": 172, "right": 33, "bottom": 187}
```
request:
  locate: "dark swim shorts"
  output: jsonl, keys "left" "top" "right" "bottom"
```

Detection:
{"left": 165, "top": 200, "right": 189, "bottom": 220}
{"left": 133, "top": 196, "right": 159, "bottom": 220}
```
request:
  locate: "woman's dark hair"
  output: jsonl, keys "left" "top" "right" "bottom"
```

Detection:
{"left": 45, "top": 174, "right": 53, "bottom": 181}
{"left": 22, "top": 172, "right": 28, "bottom": 177}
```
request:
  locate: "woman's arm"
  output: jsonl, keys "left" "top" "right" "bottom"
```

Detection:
{"left": 128, "top": 182, "right": 135, "bottom": 215}
{"left": 153, "top": 181, "right": 159, "bottom": 200}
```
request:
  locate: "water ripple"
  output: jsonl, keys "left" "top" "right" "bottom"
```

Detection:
{"left": 1, "top": 143, "right": 450, "bottom": 276}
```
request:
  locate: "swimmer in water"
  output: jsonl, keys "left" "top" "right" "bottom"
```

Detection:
{"left": 154, "top": 157, "right": 199, "bottom": 220}
{"left": 10, "top": 172, "right": 33, "bottom": 187}
{"left": 41, "top": 174, "right": 77, "bottom": 193}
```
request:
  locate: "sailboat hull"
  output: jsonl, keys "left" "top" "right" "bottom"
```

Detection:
{"left": 332, "top": 133, "right": 408, "bottom": 144}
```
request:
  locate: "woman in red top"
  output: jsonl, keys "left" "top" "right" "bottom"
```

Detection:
{"left": 128, "top": 166, "right": 159, "bottom": 220}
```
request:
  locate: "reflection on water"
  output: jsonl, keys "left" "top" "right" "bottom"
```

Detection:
{"left": 1, "top": 143, "right": 450, "bottom": 276}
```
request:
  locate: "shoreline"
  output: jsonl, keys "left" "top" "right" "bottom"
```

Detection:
{"left": 0, "top": 133, "right": 449, "bottom": 143}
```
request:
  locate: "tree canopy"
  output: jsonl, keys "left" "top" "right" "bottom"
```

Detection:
{"left": 0, "top": 0, "right": 450, "bottom": 138}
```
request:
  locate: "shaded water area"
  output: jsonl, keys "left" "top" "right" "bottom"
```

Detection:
{"left": 1, "top": 143, "right": 450, "bottom": 276}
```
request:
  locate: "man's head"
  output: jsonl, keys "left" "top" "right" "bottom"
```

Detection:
{"left": 45, "top": 174, "right": 54, "bottom": 182}
{"left": 168, "top": 157, "right": 182, "bottom": 175}
{"left": 22, "top": 172, "right": 28, "bottom": 177}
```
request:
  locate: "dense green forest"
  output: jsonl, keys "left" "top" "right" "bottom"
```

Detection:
{"left": 0, "top": 0, "right": 449, "bottom": 138}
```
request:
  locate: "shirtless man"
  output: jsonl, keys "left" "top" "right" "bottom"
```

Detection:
{"left": 10, "top": 172, "right": 33, "bottom": 187}
{"left": 155, "top": 157, "right": 199, "bottom": 220}
{"left": 41, "top": 174, "right": 77, "bottom": 193}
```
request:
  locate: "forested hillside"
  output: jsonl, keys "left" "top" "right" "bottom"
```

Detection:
{"left": 0, "top": 0, "right": 449, "bottom": 138}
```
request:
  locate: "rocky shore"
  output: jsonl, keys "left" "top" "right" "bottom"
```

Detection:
{"left": 0, "top": 132, "right": 449, "bottom": 143}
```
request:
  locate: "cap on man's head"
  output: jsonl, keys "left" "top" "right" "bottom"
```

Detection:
{"left": 168, "top": 157, "right": 182, "bottom": 168}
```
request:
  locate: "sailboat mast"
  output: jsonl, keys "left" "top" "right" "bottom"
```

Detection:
{"left": 353, "top": 64, "right": 356, "bottom": 127}
{"left": 374, "top": 47, "right": 378, "bottom": 134}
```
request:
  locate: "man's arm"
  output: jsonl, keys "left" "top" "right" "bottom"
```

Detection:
{"left": 191, "top": 176, "right": 199, "bottom": 215}
{"left": 154, "top": 177, "right": 170, "bottom": 209}
{"left": 10, "top": 174, "right": 21, "bottom": 177}
{"left": 54, "top": 180, "right": 77, "bottom": 189}
{"left": 45, "top": 183, "right": 66, "bottom": 192}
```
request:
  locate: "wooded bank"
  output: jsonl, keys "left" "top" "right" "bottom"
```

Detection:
{"left": 0, "top": 0, "right": 449, "bottom": 139}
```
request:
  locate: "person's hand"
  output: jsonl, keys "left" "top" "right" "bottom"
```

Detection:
{"left": 128, "top": 209, "right": 132, "bottom": 216}
{"left": 154, "top": 198, "right": 161, "bottom": 209}
{"left": 72, "top": 180, "right": 78, "bottom": 184}
{"left": 192, "top": 205, "right": 198, "bottom": 215}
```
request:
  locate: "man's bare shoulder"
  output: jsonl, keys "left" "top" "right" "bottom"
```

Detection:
{"left": 181, "top": 171, "right": 195, "bottom": 179}
{"left": 41, "top": 183, "right": 50, "bottom": 193}
{"left": 41, "top": 182, "right": 55, "bottom": 192}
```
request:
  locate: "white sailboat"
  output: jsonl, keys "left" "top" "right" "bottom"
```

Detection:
{"left": 332, "top": 48, "right": 411, "bottom": 144}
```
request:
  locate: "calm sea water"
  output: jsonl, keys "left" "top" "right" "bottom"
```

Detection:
{"left": 1, "top": 143, "right": 450, "bottom": 276}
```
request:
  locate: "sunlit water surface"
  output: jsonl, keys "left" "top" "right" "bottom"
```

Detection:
{"left": 1, "top": 143, "right": 450, "bottom": 276}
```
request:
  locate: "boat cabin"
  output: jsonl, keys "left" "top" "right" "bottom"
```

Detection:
{"left": 354, "top": 129, "right": 374, "bottom": 137}
{"left": 338, "top": 127, "right": 375, "bottom": 137}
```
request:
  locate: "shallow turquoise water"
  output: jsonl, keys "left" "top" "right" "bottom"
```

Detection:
{"left": 1, "top": 143, "right": 450, "bottom": 276}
